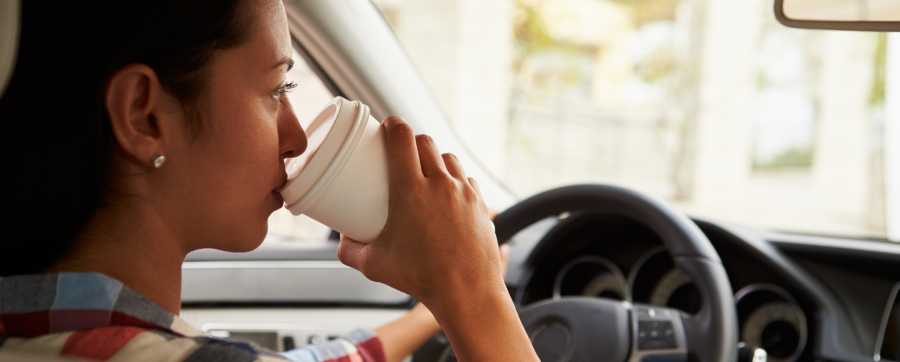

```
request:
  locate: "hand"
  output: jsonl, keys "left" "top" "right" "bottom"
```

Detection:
{"left": 337, "top": 116, "right": 504, "bottom": 310}
{"left": 339, "top": 117, "right": 538, "bottom": 361}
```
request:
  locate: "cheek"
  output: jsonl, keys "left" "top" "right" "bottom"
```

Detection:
{"left": 209, "top": 93, "right": 280, "bottom": 164}
{"left": 211, "top": 98, "right": 280, "bottom": 194}
{"left": 180, "top": 98, "right": 282, "bottom": 249}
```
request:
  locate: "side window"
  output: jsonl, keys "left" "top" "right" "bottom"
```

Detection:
{"left": 265, "top": 50, "right": 335, "bottom": 243}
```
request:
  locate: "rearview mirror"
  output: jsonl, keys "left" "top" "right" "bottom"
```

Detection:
{"left": 775, "top": 0, "right": 900, "bottom": 31}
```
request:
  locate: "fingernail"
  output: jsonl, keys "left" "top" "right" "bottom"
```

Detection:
{"left": 416, "top": 134, "right": 432, "bottom": 144}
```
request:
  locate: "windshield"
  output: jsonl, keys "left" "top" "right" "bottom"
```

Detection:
{"left": 374, "top": 0, "right": 898, "bottom": 242}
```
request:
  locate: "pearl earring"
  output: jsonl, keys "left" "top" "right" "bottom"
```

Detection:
{"left": 152, "top": 154, "right": 167, "bottom": 169}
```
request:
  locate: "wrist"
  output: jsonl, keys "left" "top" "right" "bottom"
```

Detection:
{"left": 420, "top": 273, "right": 509, "bottom": 319}
{"left": 424, "top": 279, "right": 514, "bottom": 327}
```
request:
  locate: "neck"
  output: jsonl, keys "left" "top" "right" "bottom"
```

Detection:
{"left": 51, "top": 197, "right": 187, "bottom": 315}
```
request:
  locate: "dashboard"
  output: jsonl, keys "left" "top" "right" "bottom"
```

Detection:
{"left": 540, "top": 250, "right": 808, "bottom": 361}
{"left": 181, "top": 212, "right": 900, "bottom": 362}
{"left": 510, "top": 213, "right": 825, "bottom": 362}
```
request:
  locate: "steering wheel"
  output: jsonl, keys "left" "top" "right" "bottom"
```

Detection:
{"left": 493, "top": 184, "right": 738, "bottom": 362}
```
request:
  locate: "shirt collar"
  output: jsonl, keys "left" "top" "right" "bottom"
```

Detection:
{"left": 0, "top": 272, "right": 202, "bottom": 338}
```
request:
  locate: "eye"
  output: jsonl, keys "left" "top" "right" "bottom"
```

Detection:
{"left": 273, "top": 81, "right": 298, "bottom": 98}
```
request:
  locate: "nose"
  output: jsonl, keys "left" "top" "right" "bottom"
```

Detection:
{"left": 278, "top": 97, "right": 308, "bottom": 160}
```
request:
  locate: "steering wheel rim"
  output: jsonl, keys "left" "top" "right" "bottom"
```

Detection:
{"left": 493, "top": 184, "right": 738, "bottom": 362}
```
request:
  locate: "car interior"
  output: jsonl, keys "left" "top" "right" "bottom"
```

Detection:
{"left": 2, "top": 1, "right": 899, "bottom": 362}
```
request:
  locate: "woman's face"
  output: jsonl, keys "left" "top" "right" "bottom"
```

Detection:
{"left": 161, "top": 0, "right": 307, "bottom": 252}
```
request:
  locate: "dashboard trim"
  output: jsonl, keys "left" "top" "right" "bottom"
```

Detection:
{"left": 184, "top": 260, "right": 349, "bottom": 269}
{"left": 181, "top": 260, "right": 408, "bottom": 305}
{"left": 769, "top": 232, "right": 900, "bottom": 261}
{"left": 734, "top": 283, "right": 801, "bottom": 306}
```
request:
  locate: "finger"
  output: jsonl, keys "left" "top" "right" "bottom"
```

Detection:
{"left": 468, "top": 177, "right": 491, "bottom": 212}
{"left": 336, "top": 235, "right": 369, "bottom": 273}
{"left": 415, "top": 134, "right": 448, "bottom": 177}
{"left": 382, "top": 117, "right": 423, "bottom": 189}
{"left": 442, "top": 153, "right": 467, "bottom": 180}
{"left": 467, "top": 177, "right": 483, "bottom": 197}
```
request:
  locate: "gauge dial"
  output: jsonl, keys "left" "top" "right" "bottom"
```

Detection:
{"left": 629, "top": 248, "right": 701, "bottom": 314}
{"left": 650, "top": 269, "right": 702, "bottom": 314}
{"left": 742, "top": 302, "right": 807, "bottom": 362}
{"left": 553, "top": 256, "right": 628, "bottom": 301}
{"left": 736, "top": 284, "right": 808, "bottom": 362}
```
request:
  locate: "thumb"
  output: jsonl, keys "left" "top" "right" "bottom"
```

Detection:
{"left": 337, "top": 235, "right": 369, "bottom": 273}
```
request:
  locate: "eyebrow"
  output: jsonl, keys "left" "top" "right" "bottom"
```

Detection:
{"left": 273, "top": 57, "right": 294, "bottom": 72}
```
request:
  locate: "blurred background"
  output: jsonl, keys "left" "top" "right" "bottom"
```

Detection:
{"left": 268, "top": 0, "right": 897, "bottom": 243}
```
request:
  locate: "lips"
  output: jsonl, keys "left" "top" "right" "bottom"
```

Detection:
{"left": 271, "top": 191, "right": 284, "bottom": 205}
{"left": 274, "top": 173, "right": 288, "bottom": 193}
{"left": 270, "top": 173, "right": 288, "bottom": 208}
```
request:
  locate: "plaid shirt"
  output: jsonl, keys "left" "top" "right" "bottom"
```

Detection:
{"left": 0, "top": 273, "right": 386, "bottom": 362}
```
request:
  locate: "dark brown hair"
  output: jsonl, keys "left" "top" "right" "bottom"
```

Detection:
{"left": 2, "top": 1, "right": 251, "bottom": 275}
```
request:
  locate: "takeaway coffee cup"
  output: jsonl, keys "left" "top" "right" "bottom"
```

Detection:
{"left": 279, "top": 97, "right": 389, "bottom": 242}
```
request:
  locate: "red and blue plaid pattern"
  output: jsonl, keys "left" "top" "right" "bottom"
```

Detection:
{"left": 0, "top": 273, "right": 385, "bottom": 362}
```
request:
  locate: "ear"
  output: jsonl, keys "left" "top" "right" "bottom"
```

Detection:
{"left": 104, "top": 64, "right": 170, "bottom": 168}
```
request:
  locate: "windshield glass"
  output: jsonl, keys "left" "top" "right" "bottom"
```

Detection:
{"left": 374, "top": 0, "right": 898, "bottom": 242}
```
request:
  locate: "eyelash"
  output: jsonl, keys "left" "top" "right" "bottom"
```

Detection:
{"left": 274, "top": 81, "right": 298, "bottom": 97}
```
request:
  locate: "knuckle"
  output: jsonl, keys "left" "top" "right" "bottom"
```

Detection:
{"left": 431, "top": 174, "right": 459, "bottom": 192}
{"left": 358, "top": 258, "right": 377, "bottom": 281}
{"left": 462, "top": 182, "right": 479, "bottom": 201}
{"left": 336, "top": 246, "right": 353, "bottom": 267}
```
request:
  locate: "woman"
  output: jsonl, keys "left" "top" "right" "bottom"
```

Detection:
{"left": 1, "top": 1, "right": 539, "bottom": 361}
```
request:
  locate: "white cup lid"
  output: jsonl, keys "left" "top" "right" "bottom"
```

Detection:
{"left": 280, "top": 97, "right": 362, "bottom": 209}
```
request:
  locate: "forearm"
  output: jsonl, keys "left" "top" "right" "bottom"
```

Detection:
{"left": 375, "top": 303, "right": 441, "bottom": 362}
{"left": 428, "top": 284, "right": 539, "bottom": 362}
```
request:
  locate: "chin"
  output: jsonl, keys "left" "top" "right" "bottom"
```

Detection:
{"left": 223, "top": 239, "right": 266, "bottom": 253}
{"left": 216, "top": 224, "right": 268, "bottom": 253}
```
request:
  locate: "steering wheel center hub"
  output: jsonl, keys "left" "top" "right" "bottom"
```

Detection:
{"left": 520, "top": 297, "right": 631, "bottom": 361}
